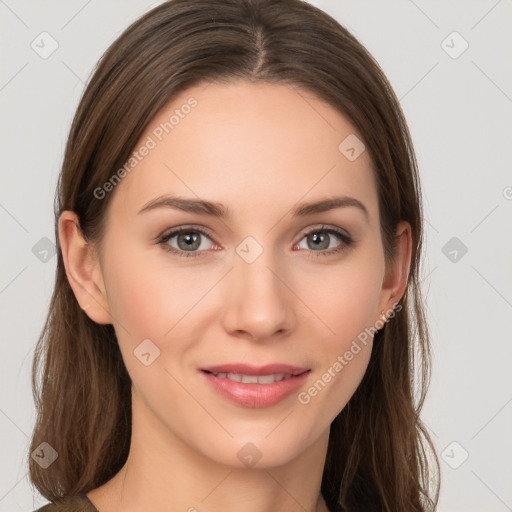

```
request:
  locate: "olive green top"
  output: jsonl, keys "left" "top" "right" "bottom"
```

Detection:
{"left": 34, "top": 495, "right": 99, "bottom": 512}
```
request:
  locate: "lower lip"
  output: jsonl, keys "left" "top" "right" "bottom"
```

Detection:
{"left": 201, "top": 371, "right": 310, "bottom": 408}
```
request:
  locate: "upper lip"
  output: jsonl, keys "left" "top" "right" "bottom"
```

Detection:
{"left": 201, "top": 363, "right": 310, "bottom": 376}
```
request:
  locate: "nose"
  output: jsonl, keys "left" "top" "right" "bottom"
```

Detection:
{"left": 219, "top": 250, "right": 297, "bottom": 342}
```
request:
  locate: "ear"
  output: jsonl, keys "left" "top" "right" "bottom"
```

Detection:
{"left": 58, "top": 210, "right": 112, "bottom": 325}
{"left": 378, "top": 220, "right": 412, "bottom": 320}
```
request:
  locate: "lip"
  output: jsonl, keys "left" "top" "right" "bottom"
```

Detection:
{"left": 199, "top": 363, "right": 311, "bottom": 408}
{"left": 201, "top": 363, "right": 309, "bottom": 376}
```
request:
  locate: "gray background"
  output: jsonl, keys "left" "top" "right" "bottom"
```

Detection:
{"left": 1, "top": 0, "right": 511, "bottom": 510}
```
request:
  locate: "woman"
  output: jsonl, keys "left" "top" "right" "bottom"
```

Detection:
{"left": 29, "top": 0, "right": 440, "bottom": 510}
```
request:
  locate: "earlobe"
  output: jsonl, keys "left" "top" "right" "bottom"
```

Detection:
{"left": 379, "top": 221, "right": 412, "bottom": 318}
{"left": 58, "top": 211, "right": 112, "bottom": 325}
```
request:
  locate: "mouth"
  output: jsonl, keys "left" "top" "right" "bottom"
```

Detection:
{"left": 199, "top": 363, "right": 311, "bottom": 408}
{"left": 202, "top": 371, "right": 302, "bottom": 384}
{"left": 200, "top": 363, "right": 310, "bottom": 376}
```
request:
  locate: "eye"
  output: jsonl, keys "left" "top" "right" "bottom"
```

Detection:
{"left": 295, "top": 225, "right": 353, "bottom": 257}
{"left": 158, "top": 227, "right": 216, "bottom": 258}
{"left": 158, "top": 224, "right": 353, "bottom": 259}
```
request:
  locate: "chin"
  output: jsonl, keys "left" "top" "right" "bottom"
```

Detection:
{"left": 197, "top": 428, "right": 316, "bottom": 470}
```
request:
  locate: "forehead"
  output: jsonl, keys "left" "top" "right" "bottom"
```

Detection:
{"left": 107, "top": 80, "right": 378, "bottom": 224}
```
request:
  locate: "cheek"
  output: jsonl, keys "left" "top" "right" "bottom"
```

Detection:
{"left": 102, "top": 248, "right": 214, "bottom": 398}
{"left": 294, "top": 251, "right": 383, "bottom": 412}
{"left": 103, "top": 243, "right": 210, "bottom": 336}
{"left": 303, "top": 252, "right": 384, "bottom": 349}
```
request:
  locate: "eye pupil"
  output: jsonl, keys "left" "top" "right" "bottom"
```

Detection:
{"left": 308, "top": 232, "right": 329, "bottom": 250}
{"left": 178, "top": 232, "right": 200, "bottom": 250}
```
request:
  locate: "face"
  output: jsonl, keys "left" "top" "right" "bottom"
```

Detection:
{"left": 76, "top": 81, "right": 403, "bottom": 468}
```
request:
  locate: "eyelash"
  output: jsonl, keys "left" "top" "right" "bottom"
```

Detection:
{"left": 157, "top": 225, "right": 353, "bottom": 259}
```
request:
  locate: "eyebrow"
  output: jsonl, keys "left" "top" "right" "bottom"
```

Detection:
{"left": 137, "top": 194, "right": 369, "bottom": 221}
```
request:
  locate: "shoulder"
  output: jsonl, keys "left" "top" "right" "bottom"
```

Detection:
{"left": 33, "top": 494, "right": 98, "bottom": 512}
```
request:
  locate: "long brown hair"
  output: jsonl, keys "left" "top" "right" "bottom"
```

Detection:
{"left": 29, "top": 0, "right": 440, "bottom": 510}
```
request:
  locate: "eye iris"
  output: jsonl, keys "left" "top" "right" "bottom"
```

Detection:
{"left": 308, "top": 232, "right": 329, "bottom": 250}
{"left": 178, "top": 232, "right": 201, "bottom": 251}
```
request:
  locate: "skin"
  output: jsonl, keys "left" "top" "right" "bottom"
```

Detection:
{"left": 59, "top": 81, "right": 411, "bottom": 512}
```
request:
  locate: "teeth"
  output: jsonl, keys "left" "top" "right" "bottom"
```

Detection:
{"left": 257, "top": 374, "right": 278, "bottom": 384}
{"left": 213, "top": 372, "right": 292, "bottom": 384}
